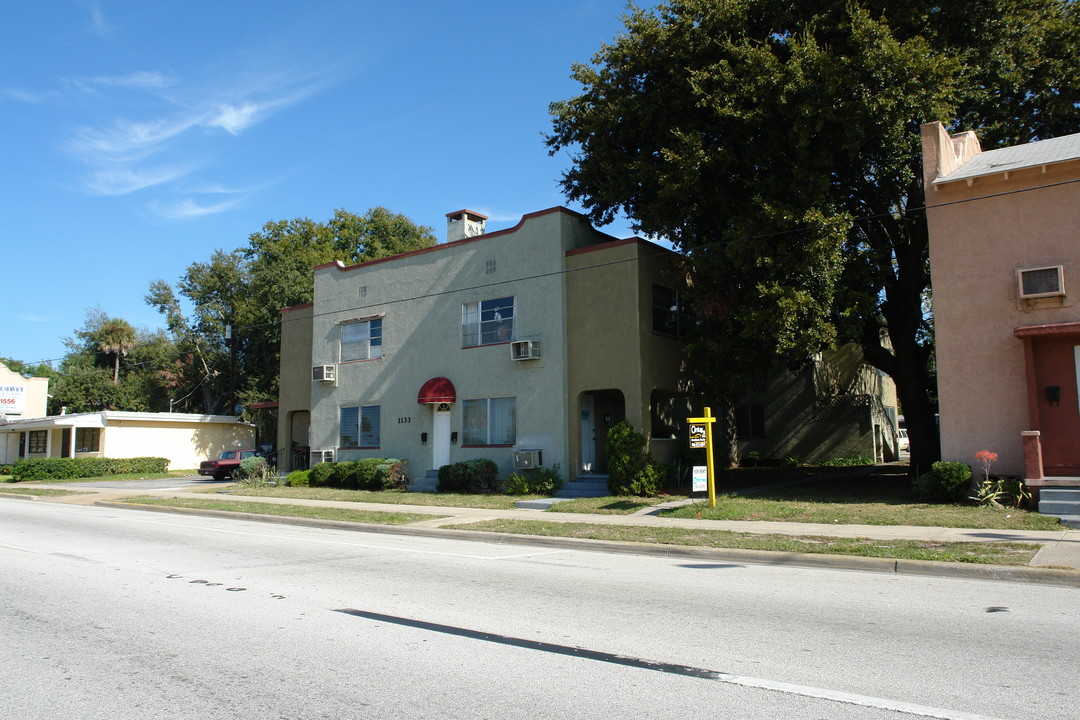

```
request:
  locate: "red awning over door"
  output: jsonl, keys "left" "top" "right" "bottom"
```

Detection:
{"left": 417, "top": 377, "right": 456, "bottom": 405}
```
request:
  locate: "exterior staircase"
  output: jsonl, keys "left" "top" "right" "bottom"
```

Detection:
{"left": 409, "top": 469, "right": 439, "bottom": 493}
{"left": 554, "top": 474, "right": 610, "bottom": 498}
{"left": 1038, "top": 487, "right": 1080, "bottom": 529}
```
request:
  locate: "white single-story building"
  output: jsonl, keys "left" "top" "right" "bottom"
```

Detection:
{"left": 0, "top": 410, "right": 255, "bottom": 470}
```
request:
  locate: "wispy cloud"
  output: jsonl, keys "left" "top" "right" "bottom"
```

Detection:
{"left": 82, "top": 165, "right": 191, "bottom": 195}
{"left": 147, "top": 196, "right": 244, "bottom": 219}
{"left": 18, "top": 314, "right": 57, "bottom": 323}
{"left": 77, "top": 71, "right": 178, "bottom": 91}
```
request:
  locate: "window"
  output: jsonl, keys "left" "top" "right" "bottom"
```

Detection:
{"left": 463, "top": 397, "right": 516, "bottom": 445}
{"left": 735, "top": 405, "right": 765, "bottom": 438}
{"left": 485, "top": 259, "right": 497, "bottom": 275}
{"left": 462, "top": 297, "right": 515, "bottom": 346}
{"left": 340, "top": 405, "right": 380, "bottom": 448}
{"left": 75, "top": 428, "right": 100, "bottom": 453}
{"left": 28, "top": 430, "right": 46, "bottom": 453}
{"left": 341, "top": 318, "right": 382, "bottom": 362}
{"left": 652, "top": 284, "right": 692, "bottom": 338}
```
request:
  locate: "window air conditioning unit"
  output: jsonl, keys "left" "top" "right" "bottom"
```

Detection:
{"left": 510, "top": 340, "right": 541, "bottom": 361}
{"left": 1018, "top": 265, "right": 1065, "bottom": 299}
{"left": 312, "top": 364, "right": 337, "bottom": 382}
{"left": 315, "top": 449, "right": 335, "bottom": 464}
{"left": 513, "top": 449, "right": 542, "bottom": 470}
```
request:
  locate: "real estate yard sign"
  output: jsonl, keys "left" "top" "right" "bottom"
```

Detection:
{"left": 0, "top": 383, "right": 26, "bottom": 415}
{"left": 687, "top": 407, "right": 717, "bottom": 507}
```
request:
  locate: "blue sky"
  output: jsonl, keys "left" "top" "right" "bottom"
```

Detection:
{"left": 1, "top": 1, "right": 645, "bottom": 368}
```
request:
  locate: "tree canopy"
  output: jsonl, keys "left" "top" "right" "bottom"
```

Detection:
{"left": 147, "top": 207, "right": 436, "bottom": 414}
{"left": 547, "top": 0, "right": 1080, "bottom": 470}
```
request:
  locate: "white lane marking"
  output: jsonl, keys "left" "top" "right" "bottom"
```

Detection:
{"left": 112, "top": 514, "right": 569, "bottom": 561}
{"left": 716, "top": 673, "right": 1012, "bottom": 720}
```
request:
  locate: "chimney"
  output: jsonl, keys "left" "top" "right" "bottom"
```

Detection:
{"left": 446, "top": 209, "right": 487, "bottom": 242}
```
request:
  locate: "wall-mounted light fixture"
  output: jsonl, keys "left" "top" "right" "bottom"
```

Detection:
{"left": 420, "top": 432, "right": 428, "bottom": 445}
{"left": 451, "top": 432, "right": 458, "bottom": 444}
{"left": 1047, "top": 386, "right": 1061, "bottom": 406}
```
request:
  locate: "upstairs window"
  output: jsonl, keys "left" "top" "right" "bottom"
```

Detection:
{"left": 340, "top": 405, "right": 381, "bottom": 448}
{"left": 652, "top": 284, "right": 692, "bottom": 338}
{"left": 462, "top": 297, "right": 515, "bottom": 347}
{"left": 341, "top": 318, "right": 382, "bottom": 362}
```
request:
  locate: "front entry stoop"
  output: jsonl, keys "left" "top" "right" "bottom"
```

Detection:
{"left": 554, "top": 474, "right": 609, "bottom": 498}
{"left": 1038, "top": 487, "right": 1080, "bottom": 529}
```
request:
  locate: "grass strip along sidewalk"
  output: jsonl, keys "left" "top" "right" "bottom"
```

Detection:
{"left": 118, "top": 495, "right": 1039, "bottom": 566}
{"left": 120, "top": 496, "right": 447, "bottom": 525}
{"left": 0, "top": 487, "right": 93, "bottom": 498}
{"left": 450, "top": 519, "right": 1041, "bottom": 566}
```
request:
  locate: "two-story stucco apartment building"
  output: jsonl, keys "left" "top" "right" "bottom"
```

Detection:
{"left": 276, "top": 208, "right": 691, "bottom": 487}
{"left": 923, "top": 121, "right": 1080, "bottom": 491}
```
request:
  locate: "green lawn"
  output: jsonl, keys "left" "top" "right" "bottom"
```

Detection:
{"left": 213, "top": 485, "right": 542, "bottom": 510}
{"left": 451, "top": 519, "right": 1042, "bottom": 566}
{"left": 119, "top": 495, "right": 447, "bottom": 525}
{"left": 0, "top": 486, "right": 92, "bottom": 497}
{"left": 4, "top": 470, "right": 200, "bottom": 484}
{"left": 663, "top": 467, "right": 1064, "bottom": 531}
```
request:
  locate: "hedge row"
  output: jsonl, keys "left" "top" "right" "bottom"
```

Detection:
{"left": 308, "top": 458, "right": 407, "bottom": 491}
{"left": 10, "top": 456, "right": 170, "bottom": 482}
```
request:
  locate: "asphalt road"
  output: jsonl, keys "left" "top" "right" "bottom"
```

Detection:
{"left": 1, "top": 499, "right": 1076, "bottom": 720}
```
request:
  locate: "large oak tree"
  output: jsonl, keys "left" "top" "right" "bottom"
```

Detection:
{"left": 547, "top": 0, "right": 1079, "bottom": 471}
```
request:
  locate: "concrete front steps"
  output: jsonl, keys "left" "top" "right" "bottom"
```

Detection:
{"left": 515, "top": 474, "right": 610, "bottom": 510}
{"left": 1038, "top": 487, "right": 1080, "bottom": 529}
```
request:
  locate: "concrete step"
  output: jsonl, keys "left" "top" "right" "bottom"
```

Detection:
{"left": 1040, "top": 488, "right": 1080, "bottom": 503}
{"left": 1039, "top": 501, "right": 1080, "bottom": 516}
{"left": 554, "top": 474, "right": 609, "bottom": 498}
{"left": 409, "top": 470, "right": 439, "bottom": 493}
{"left": 514, "top": 498, "right": 572, "bottom": 510}
{"left": 1057, "top": 515, "right": 1080, "bottom": 529}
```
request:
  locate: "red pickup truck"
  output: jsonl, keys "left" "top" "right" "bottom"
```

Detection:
{"left": 198, "top": 449, "right": 260, "bottom": 481}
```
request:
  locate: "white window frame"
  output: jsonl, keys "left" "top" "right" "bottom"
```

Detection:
{"left": 462, "top": 397, "right": 516, "bottom": 446}
{"left": 462, "top": 297, "right": 515, "bottom": 347}
{"left": 340, "top": 405, "right": 381, "bottom": 448}
{"left": 340, "top": 317, "right": 383, "bottom": 362}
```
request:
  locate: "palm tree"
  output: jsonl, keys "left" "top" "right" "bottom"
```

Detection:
{"left": 95, "top": 318, "right": 137, "bottom": 386}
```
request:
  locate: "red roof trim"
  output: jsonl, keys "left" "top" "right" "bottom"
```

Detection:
{"left": 280, "top": 302, "right": 314, "bottom": 314}
{"left": 1013, "top": 322, "right": 1080, "bottom": 338}
{"left": 314, "top": 207, "right": 600, "bottom": 274}
{"left": 248, "top": 401, "right": 279, "bottom": 410}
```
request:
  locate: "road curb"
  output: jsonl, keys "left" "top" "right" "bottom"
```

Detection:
{"left": 96, "top": 500, "right": 1080, "bottom": 588}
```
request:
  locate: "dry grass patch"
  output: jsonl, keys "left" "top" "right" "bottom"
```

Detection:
{"left": 212, "top": 485, "right": 538, "bottom": 510}
{"left": 119, "top": 495, "right": 446, "bottom": 525}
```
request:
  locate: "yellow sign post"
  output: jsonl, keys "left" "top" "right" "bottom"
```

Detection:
{"left": 687, "top": 406, "right": 718, "bottom": 507}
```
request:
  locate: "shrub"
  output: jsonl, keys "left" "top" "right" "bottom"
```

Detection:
{"left": 236, "top": 456, "right": 270, "bottom": 486}
{"left": 971, "top": 476, "right": 1032, "bottom": 509}
{"left": 328, "top": 461, "right": 359, "bottom": 489}
{"left": 913, "top": 461, "right": 972, "bottom": 502}
{"left": 309, "top": 462, "right": 335, "bottom": 487}
{"left": 606, "top": 421, "right": 664, "bottom": 497}
{"left": 819, "top": 456, "right": 875, "bottom": 467}
{"left": 376, "top": 458, "right": 408, "bottom": 490}
{"left": 10, "top": 456, "right": 169, "bottom": 481}
{"left": 438, "top": 458, "right": 499, "bottom": 493}
{"left": 504, "top": 464, "right": 563, "bottom": 496}
{"left": 285, "top": 469, "right": 311, "bottom": 487}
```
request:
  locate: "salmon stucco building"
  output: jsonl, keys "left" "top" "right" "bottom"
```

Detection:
{"left": 922, "top": 122, "right": 1080, "bottom": 509}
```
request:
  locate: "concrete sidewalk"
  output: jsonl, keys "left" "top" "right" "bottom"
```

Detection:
{"left": 6, "top": 483, "right": 1080, "bottom": 582}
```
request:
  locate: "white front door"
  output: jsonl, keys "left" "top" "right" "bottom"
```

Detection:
{"left": 432, "top": 406, "right": 451, "bottom": 470}
{"left": 580, "top": 395, "right": 595, "bottom": 472}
